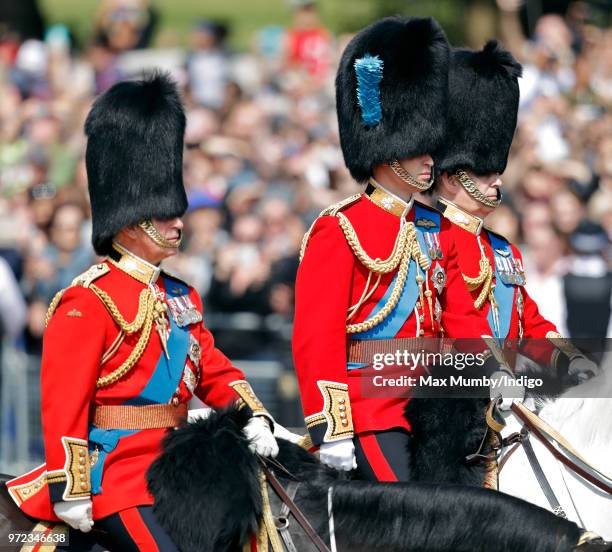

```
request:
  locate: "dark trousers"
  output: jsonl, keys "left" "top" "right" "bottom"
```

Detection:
{"left": 354, "top": 429, "right": 413, "bottom": 482}
{"left": 96, "top": 506, "right": 178, "bottom": 552}
{"left": 57, "top": 505, "right": 179, "bottom": 552}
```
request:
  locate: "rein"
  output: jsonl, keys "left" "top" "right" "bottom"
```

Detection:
{"left": 509, "top": 402, "right": 612, "bottom": 495}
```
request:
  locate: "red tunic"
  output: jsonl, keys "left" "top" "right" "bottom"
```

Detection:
{"left": 293, "top": 189, "right": 497, "bottom": 445}
{"left": 6, "top": 250, "right": 263, "bottom": 521}
{"left": 436, "top": 198, "right": 558, "bottom": 367}
{"left": 450, "top": 225, "right": 557, "bottom": 339}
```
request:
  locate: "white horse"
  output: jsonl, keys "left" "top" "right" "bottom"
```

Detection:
{"left": 499, "top": 354, "right": 612, "bottom": 540}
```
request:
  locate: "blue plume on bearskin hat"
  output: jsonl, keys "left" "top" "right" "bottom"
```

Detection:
{"left": 336, "top": 16, "right": 450, "bottom": 183}
{"left": 85, "top": 72, "right": 188, "bottom": 256}
{"left": 355, "top": 54, "right": 384, "bottom": 127}
{"left": 434, "top": 40, "right": 522, "bottom": 180}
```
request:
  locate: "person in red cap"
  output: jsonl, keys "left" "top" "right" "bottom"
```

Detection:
{"left": 6, "top": 73, "right": 278, "bottom": 550}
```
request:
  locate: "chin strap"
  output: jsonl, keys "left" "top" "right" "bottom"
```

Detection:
{"left": 454, "top": 170, "right": 502, "bottom": 208}
{"left": 139, "top": 220, "right": 182, "bottom": 248}
{"left": 388, "top": 160, "right": 433, "bottom": 191}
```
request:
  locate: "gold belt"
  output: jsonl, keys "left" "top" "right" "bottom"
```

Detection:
{"left": 92, "top": 403, "right": 188, "bottom": 430}
{"left": 347, "top": 337, "right": 454, "bottom": 365}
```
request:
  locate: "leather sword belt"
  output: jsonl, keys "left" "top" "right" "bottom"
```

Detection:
{"left": 347, "top": 337, "right": 455, "bottom": 365}
{"left": 92, "top": 403, "right": 188, "bottom": 430}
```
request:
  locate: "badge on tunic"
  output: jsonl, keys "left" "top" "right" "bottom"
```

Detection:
{"left": 495, "top": 248, "right": 511, "bottom": 257}
{"left": 423, "top": 232, "right": 443, "bottom": 260}
{"left": 188, "top": 334, "right": 202, "bottom": 365}
{"left": 182, "top": 364, "right": 198, "bottom": 394}
{"left": 415, "top": 218, "right": 438, "bottom": 229}
{"left": 381, "top": 196, "right": 395, "bottom": 211}
{"left": 451, "top": 211, "right": 470, "bottom": 226}
{"left": 167, "top": 295, "right": 203, "bottom": 327}
{"left": 431, "top": 263, "right": 446, "bottom": 294}
{"left": 434, "top": 297, "right": 442, "bottom": 323}
{"left": 516, "top": 288, "right": 524, "bottom": 319}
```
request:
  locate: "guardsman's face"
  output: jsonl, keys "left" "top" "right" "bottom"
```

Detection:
{"left": 146, "top": 217, "right": 184, "bottom": 262}
{"left": 374, "top": 154, "right": 434, "bottom": 197}
{"left": 450, "top": 170, "right": 502, "bottom": 218}
{"left": 397, "top": 155, "right": 434, "bottom": 187}
{"left": 120, "top": 217, "right": 184, "bottom": 265}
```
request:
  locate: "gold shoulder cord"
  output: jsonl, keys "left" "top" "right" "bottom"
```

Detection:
{"left": 90, "top": 285, "right": 156, "bottom": 388}
{"left": 298, "top": 194, "right": 434, "bottom": 334}
{"left": 44, "top": 267, "right": 163, "bottom": 389}
{"left": 344, "top": 220, "right": 431, "bottom": 334}
{"left": 463, "top": 255, "right": 494, "bottom": 310}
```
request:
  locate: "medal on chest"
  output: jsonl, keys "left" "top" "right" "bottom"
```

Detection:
{"left": 151, "top": 287, "right": 171, "bottom": 359}
{"left": 167, "top": 294, "right": 203, "bottom": 327}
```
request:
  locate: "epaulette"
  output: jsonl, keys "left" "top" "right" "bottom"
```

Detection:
{"left": 45, "top": 263, "right": 110, "bottom": 326}
{"left": 299, "top": 194, "right": 362, "bottom": 262}
{"left": 71, "top": 262, "right": 111, "bottom": 288}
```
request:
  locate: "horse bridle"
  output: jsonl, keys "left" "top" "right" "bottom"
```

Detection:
{"left": 259, "top": 456, "right": 332, "bottom": 552}
{"left": 509, "top": 402, "right": 612, "bottom": 495}
{"left": 468, "top": 399, "right": 612, "bottom": 495}
{"left": 466, "top": 400, "right": 612, "bottom": 547}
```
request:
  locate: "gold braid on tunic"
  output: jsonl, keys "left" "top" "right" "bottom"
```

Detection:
{"left": 44, "top": 267, "right": 168, "bottom": 389}
{"left": 462, "top": 255, "right": 495, "bottom": 310}
{"left": 462, "top": 252, "right": 501, "bottom": 336}
{"left": 299, "top": 195, "right": 431, "bottom": 334}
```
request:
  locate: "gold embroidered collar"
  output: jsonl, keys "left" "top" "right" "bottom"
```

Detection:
{"left": 436, "top": 197, "right": 484, "bottom": 235}
{"left": 365, "top": 178, "right": 414, "bottom": 218}
{"left": 108, "top": 242, "right": 161, "bottom": 285}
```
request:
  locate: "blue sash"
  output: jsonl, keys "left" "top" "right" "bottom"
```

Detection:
{"left": 88, "top": 276, "right": 192, "bottom": 493}
{"left": 486, "top": 232, "right": 516, "bottom": 346}
{"left": 347, "top": 204, "right": 439, "bottom": 370}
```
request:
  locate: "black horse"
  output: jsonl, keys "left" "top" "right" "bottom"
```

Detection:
{"left": 146, "top": 407, "right": 609, "bottom": 552}
{"left": 1, "top": 406, "right": 610, "bottom": 551}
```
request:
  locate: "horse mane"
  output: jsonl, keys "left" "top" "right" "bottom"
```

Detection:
{"left": 147, "top": 407, "right": 339, "bottom": 552}
{"left": 404, "top": 398, "right": 490, "bottom": 486}
{"left": 147, "top": 407, "right": 263, "bottom": 551}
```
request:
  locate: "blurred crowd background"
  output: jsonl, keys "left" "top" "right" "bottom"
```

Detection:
{"left": 0, "top": 0, "right": 610, "bottom": 469}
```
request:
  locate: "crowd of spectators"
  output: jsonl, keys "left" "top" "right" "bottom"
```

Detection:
{"left": 0, "top": 0, "right": 610, "bottom": 371}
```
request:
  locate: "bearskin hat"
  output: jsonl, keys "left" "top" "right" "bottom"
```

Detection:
{"left": 85, "top": 72, "right": 188, "bottom": 256}
{"left": 335, "top": 16, "right": 450, "bottom": 183}
{"left": 434, "top": 40, "right": 522, "bottom": 178}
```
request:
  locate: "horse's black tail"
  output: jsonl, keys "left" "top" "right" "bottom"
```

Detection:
{"left": 327, "top": 479, "right": 582, "bottom": 552}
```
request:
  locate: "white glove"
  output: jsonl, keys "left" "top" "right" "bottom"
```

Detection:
{"left": 490, "top": 370, "right": 525, "bottom": 410}
{"left": 53, "top": 498, "right": 94, "bottom": 532}
{"left": 187, "top": 407, "right": 213, "bottom": 423}
{"left": 273, "top": 423, "right": 304, "bottom": 445}
{"left": 568, "top": 356, "right": 599, "bottom": 382}
{"left": 319, "top": 438, "right": 356, "bottom": 471}
{"left": 243, "top": 416, "right": 279, "bottom": 458}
